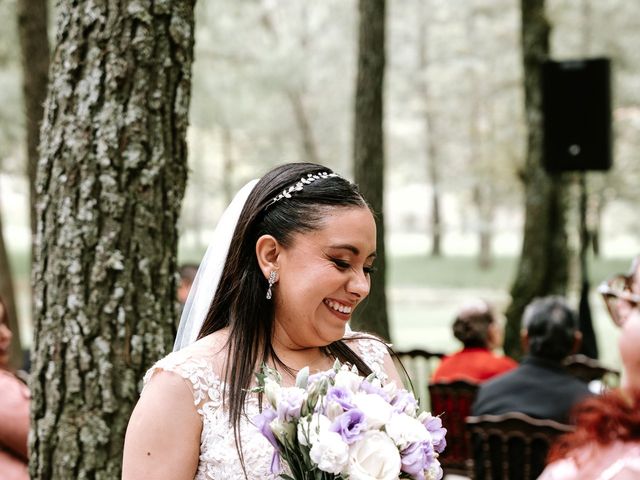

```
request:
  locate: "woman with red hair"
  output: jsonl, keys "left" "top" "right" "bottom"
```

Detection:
{"left": 539, "top": 257, "right": 640, "bottom": 479}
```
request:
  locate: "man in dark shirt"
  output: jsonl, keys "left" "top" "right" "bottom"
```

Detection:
{"left": 472, "top": 296, "right": 591, "bottom": 423}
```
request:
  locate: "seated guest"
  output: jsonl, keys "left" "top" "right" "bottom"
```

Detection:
{"left": 432, "top": 299, "right": 517, "bottom": 382}
{"left": 539, "top": 257, "right": 640, "bottom": 479}
{"left": 472, "top": 296, "right": 591, "bottom": 423}
{"left": 177, "top": 263, "right": 198, "bottom": 306}
{"left": 0, "top": 297, "right": 29, "bottom": 480}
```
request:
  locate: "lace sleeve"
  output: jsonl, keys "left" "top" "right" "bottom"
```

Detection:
{"left": 345, "top": 333, "right": 392, "bottom": 384}
{"left": 143, "top": 350, "right": 224, "bottom": 412}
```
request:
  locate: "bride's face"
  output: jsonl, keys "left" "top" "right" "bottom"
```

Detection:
{"left": 273, "top": 206, "right": 376, "bottom": 349}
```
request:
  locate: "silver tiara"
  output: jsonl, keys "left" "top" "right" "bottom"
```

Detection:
{"left": 267, "top": 172, "right": 340, "bottom": 207}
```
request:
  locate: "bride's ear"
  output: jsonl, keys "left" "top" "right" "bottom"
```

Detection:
{"left": 255, "top": 235, "right": 281, "bottom": 278}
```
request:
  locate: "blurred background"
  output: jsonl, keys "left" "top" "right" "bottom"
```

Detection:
{"left": 1, "top": 0, "right": 639, "bottom": 369}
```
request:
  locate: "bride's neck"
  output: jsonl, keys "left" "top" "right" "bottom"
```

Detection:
{"left": 269, "top": 335, "right": 332, "bottom": 377}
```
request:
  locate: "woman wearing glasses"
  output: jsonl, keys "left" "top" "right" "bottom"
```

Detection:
{"left": 538, "top": 257, "right": 640, "bottom": 480}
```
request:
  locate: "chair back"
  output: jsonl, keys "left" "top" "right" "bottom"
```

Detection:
{"left": 428, "top": 380, "right": 479, "bottom": 476}
{"left": 563, "top": 354, "right": 620, "bottom": 388}
{"left": 466, "top": 412, "right": 574, "bottom": 480}
{"left": 394, "top": 349, "right": 444, "bottom": 409}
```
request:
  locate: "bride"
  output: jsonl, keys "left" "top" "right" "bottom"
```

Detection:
{"left": 122, "top": 163, "right": 402, "bottom": 479}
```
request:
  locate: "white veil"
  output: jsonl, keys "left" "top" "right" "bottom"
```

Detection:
{"left": 174, "top": 179, "right": 259, "bottom": 351}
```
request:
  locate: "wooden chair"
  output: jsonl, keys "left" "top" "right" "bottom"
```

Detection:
{"left": 465, "top": 412, "right": 574, "bottom": 480}
{"left": 394, "top": 348, "right": 445, "bottom": 409}
{"left": 563, "top": 354, "right": 620, "bottom": 389}
{"left": 428, "top": 380, "right": 479, "bottom": 476}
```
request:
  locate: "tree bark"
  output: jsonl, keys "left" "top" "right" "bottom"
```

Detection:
{"left": 30, "top": 2, "right": 195, "bottom": 478}
{"left": 17, "top": 0, "right": 50, "bottom": 243}
{"left": 503, "top": 0, "right": 569, "bottom": 358}
{"left": 352, "top": 0, "right": 390, "bottom": 341}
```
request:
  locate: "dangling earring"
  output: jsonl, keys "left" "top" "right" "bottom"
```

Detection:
{"left": 266, "top": 270, "right": 277, "bottom": 300}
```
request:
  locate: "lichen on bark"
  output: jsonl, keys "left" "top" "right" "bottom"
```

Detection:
{"left": 30, "top": 1, "right": 196, "bottom": 478}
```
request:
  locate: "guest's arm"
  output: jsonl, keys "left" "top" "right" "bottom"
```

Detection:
{"left": 0, "top": 371, "right": 30, "bottom": 460}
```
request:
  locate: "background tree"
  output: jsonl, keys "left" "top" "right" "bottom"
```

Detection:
{"left": 503, "top": 0, "right": 570, "bottom": 357}
{"left": 17, "top": 0, "right": 49, "bottom": 242}
{"left": 29, "top": 1, "right": 195, "bottom": 478}
{"left": 13, "top": 0, "right": 50, "bottom": 370}
{"left": 352, "top": 0, "right": 390, "bottom": 340}
{"left": 0, "top": 211, "right": 20, "bottom": 368}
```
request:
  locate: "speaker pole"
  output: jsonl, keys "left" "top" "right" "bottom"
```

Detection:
{"left": 578, "top": 173, "right": 598, "bottom": 359}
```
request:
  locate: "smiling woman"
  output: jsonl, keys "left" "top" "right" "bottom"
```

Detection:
{"left": 122, "top": 163, "right": 403, "bottom": 480}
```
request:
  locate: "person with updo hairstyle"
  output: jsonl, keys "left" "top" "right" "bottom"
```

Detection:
{"left": 472, "top": 296, "right": 591, "bottom": 423}
{"left": 539, "top": 258, "right": 640, "bottom": 479}
{"left": 431, "top": 300, "right": 516, "bottom": 382}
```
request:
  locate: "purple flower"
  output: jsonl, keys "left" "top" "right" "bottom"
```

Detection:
{"left": 276, "top": 387, "right": 305, "bottom": 422}
{"left": 325, "top": 386, "right": 355, "bottom": 411}
{"left": 329, "top": 409, "right": 366, "bottom": 444}
{"left": 308, "top": 369, "right": 336, "bottom": 385}
{"left": 421, "top": 414, "right": 447, "bottom": 454}
{"left": 359, "top": 379, "right": 389, "bottom": 400}
{"left": 400, "top": 440, "right": 435, "bottom": 480}
{"left": 391, "top": 389, "right": 418, "bottom": 414}
{"left": 252, "top": 409, "right": 281, "bottom": 475}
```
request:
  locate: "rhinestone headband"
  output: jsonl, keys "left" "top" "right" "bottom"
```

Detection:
{"left": 267, "top": 172, "right": 340, "bottom": 207}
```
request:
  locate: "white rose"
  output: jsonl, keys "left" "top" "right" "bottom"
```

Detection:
{"left": 297, "top": 413, "right": 331, "bottom": 446}
{"left": 385, "top": 413, "right": 430, "bottom": 449}
{"left": 309, "top": 431, "right": 349, "bottom": 474}
{"left": 347, "top": 430, "right": 401, "bottom": 480}
{"left": 352, "top": 392, "right": 393, "bottom": 429}
{"left": 334, "top": 369, "right": 363, "bottom": 392}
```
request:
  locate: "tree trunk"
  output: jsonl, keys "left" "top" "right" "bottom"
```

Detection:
{"left": 0, "top": 209, "right": 22, "bottom": 369}
{"left": 473, "top": 184, "right": 494, "bottom": 270}
{"left": 30, "top": 2, "right": 195, "bottom": 478}
{"left": 17, "top": 0, "right": 50, "bottom": 245}
{"left": 503, "top": 0, "right": 569, "bottom": 358}
{"left": 221, "top": 126, "right": 235, "bottom": 207}
{"left": 287, "top": 89, "right": 321, "bottom": 165}
{"left": 417, "top": 3, "right": 442, "bottom": 258}
{"left": 352, "top": 0, "right": 390, "bottom": 341}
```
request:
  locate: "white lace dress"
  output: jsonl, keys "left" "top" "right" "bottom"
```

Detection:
{"left": 143, "top": 333, "right": 391, "bottom": 480}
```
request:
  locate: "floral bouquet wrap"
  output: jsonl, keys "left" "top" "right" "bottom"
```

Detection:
{"left": 253, "top": 361, "right": 447, "bottom": 480}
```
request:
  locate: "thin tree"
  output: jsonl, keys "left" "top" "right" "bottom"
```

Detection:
{"left": 17, "top": 0, "right": 49, "bottom": 241}
{"left": 30, "top": 2, "right": 196, "bottom": 478}
{"left": 417, "top": 0, "right": 443, "bottom": 258}
{"left": 15, "top": 0, "right": 50, "bottom": 370}
{"left": 352, "top": 0, "right": 390, "bottom": 340}
{"left": 0, "top": 209, "right": 21, "bottom": 369}
{"left": 503, "top": 0, "right": 570, "bottom": 357}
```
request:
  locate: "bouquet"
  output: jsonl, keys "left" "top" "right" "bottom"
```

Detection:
{"left": 253, "top": 361, "right": 447, "bottom": 480}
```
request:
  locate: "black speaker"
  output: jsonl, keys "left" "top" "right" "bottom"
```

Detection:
{"left": 542, "top": 58, "right": 612, "bottom": 172}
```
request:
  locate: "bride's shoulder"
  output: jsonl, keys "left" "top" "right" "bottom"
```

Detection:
{"left": 343, "top": 330, "right": 389, "bottom": 353}
{"left": 143, "top": 331, "right": 229, "bottom": 392}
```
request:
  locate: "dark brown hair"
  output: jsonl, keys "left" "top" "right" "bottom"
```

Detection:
{"left": 452, "top": 301, "right": 495, "bottom": 348}
{"left": 198, "top": 163, "right": 379, "bottom": 471}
